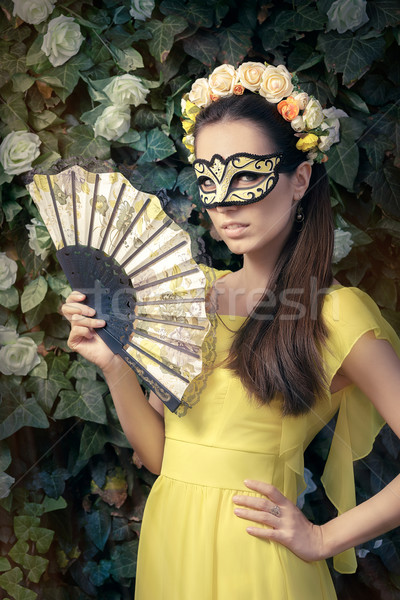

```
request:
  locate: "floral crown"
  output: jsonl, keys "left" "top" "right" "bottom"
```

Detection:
{"left": 181, "top": 62, "right": 346, "bottom": 165}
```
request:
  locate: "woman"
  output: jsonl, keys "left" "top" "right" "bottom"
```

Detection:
{"left": 62, "top": 62, "right": 400, "bottom": 599}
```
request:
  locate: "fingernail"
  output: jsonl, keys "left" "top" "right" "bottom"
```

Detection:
{"left": 97, "top": 320, "right": 106, "bottom": 326}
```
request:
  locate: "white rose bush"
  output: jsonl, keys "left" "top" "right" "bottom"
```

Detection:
{"left": 0, "top": 0, "right": 399, "bottom": 597}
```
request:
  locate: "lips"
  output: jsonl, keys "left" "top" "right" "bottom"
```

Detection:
{"left": 222, "top": 222, "right": 248, "bottom": 230}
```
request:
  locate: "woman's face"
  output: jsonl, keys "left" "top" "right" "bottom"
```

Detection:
{"left": 195, "top": 119, "right": 308, "bottom": 258}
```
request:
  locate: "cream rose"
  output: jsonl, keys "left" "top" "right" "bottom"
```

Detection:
{"left": 26, "top": 218, "right": 52, "bottom": 260}
{"left": 237, "top": 62, "right": 266, "bottom": 92}
{"left": 209, "top": 65, "right": 237, "bottom": 97}
{"left": 0, "top": 130, "right": 41, "bottom": 176}
{"left": 292, "top": 91, "right": 309, "bottom": 110}
{"left": 333, "top": 229, "right": 353, "bottom": 263}
{"left": 41, "top": 15, "right": 84, "bottom": 67}
{"left": 188, "top": 78, "right": 211, "bottom": 108}
{"left": 0, "top": 253, "right": 18, "bottom": 290}
{"left": 103, "top": 75, "right": 149, "bottom": 107}
{"left": 290, "top": 115, "right": 305, "bottom": 133}
{"left": 0, "top": 326, "right": 18, "bottom": 346}
{"left": 259, "top": 65, "right": 293, "bottom": 103}
{"left": 302, "top": 98, "right": 324, "bottom": 130}
{"left": 0, "top": 336, "right": 40, "bottom": 376}
{"left": 94, "top": 105, "right": 131, "bottom": 141}
{"left": 12, "top": 0, "right": 56, "bottom": 24}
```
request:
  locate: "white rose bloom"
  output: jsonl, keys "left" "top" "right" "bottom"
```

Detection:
{"left": 188, "top": 78, "right": 211, "bottom": 108}
{"left": 103, "top": 74, "right": 149, "bottom": 107}
{"left": 333, "top": 229, "right": 353, "bottom": 263}
{"left": 290, "top": 115, "right": 305, "bottom": 133}
{"left": 292, "top": 91, "right": 309, "bottom": 110}
{"left": 41, "top": 15, "right": 84, "bottom": 67}
{"left": 0, "top": 336, "right": 40, "bottom": 376}
{"left": 0, "top": 131, "right": 41, "bottom": 176}
{"left": 26, "top": 218, "right": 52, "bottom": 260}
{"left": 0, "top": 253, "right": 18, "bottom": 290}
{"left": 94, "top": 105, "right": 131, "bottom": 141}
{"left": 209, "top": 64, "right": 237, "bottom": 97}
{"left": 303, "top": 98, "right": 324, "bottom": 130}
{"left": 0, "top": 326, "right": 18, "bottom": 345}
{"left": 259, "top": 65, "right": 293, "bottom": 103}
{"left": 12, "top": 0, "right": 56, "bottom": 24}
{"left": 130, "top": 0, "right": 155, "bottom": 21}
{"left": 327, "top": 0, "right": 369, "bottom": 34}
{"left": 318, "top": 107, "right": 349, "bottom": 151}
{"left": 237, "top": 62, "right": 266, "bottom": 91}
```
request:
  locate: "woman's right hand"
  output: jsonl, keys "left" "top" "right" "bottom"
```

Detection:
{"left": 61, "top": 290, "right": 116, "bottom": 372}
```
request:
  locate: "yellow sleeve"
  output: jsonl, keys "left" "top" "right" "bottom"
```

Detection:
{"left": 320, "top": 287, "right": 400, "bottom": 573}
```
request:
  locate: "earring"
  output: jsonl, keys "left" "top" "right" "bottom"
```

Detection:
{"left": 295, "top": 202, "right": 304, "bottom": 232}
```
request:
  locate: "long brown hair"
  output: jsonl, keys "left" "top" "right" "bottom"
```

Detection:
{"left": 194, "top": 93, "right": 334, "bottom": 416}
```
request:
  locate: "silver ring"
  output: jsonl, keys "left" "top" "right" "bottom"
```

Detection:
{"left": 269, "top": 504, "right": 281, "bottom": 517}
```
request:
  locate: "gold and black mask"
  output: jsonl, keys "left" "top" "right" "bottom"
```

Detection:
{"left": 193, "top": 152, "right": 283, "bottom": 208}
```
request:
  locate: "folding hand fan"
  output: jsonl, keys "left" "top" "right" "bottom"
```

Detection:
{"left": 28, "top": 165, "right": 210, "bottom": 414}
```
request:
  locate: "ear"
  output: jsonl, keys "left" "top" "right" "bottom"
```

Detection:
{"left": 291, "top": 161, "right": 312, "bottom": 203}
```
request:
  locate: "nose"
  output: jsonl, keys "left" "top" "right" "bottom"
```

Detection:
{"left": 215, "top": 204, "right": 238, "bottom": 213}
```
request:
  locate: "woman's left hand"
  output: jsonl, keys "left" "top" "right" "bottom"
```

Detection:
{"left": 232, "top": 479, "right": 325, "bottom": 562}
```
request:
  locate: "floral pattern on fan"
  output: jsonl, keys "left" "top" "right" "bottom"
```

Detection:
{"left": 28, "top": 165, "right": 210, "bottom": 413}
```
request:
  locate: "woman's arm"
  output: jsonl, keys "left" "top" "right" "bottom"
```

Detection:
{"left": 62, "top": 291, "right": 165, "bottom": 475}
{"left": 232, "top": 330, "right": 400, "bottom": 562}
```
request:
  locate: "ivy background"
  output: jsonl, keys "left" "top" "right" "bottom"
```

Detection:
{"left": 0, "top": 0, "right": 400, "bottom": 598}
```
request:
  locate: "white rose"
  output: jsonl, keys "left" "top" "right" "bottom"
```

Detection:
{"left": 12, "top": 0, "right": 56, "bottom": 24}
{"left": 26, "top": 218, "right": 52, "bottom": 260}
{"left": 130, "top": 0, "right": 155, "bottom": 21}
{"left": 94, "top": 105, "right": 131, "bottom": 141}
{"left": 209, "top": 64, "right": 237, "bottom": 97}
{"left": 237, "top": 62, "right": 266, "bottom": 91}
{"left": 327, "top": 0, "right": 369, "bottom": 34}
{"left": 0, "top": 336, "right": 40, "bottom": 376}
{"left": 0, "top": 326, "right": 18, "bottom": 345}
{"left": 318, "top": 107, "right": 349, "bottom": 151}
{"left": 259, "top": 64, "right": 293, "bottom": 103}
{"left": 188, "top": 78, "right": 211, "bottom": 108}
{"left": 41, "top": 15, "right": 84, "bottom": 68}
{"left": 333, "top": 229, "right": 353, "bottom": 263}
{"left": 103, "top": 75, "right": 149, "bottom": 107}
{"left": 292, "top": 91, "right": 309, "bottom": 110}
{"left": 0, "top": 253, "right": 18, "bottom": 290}
{"left": 290, "top": 115, "right": 305, "bottom": 132}
{"left": 303, "top": 98, "right": 324, "bottom": 130}
{"left": 0, "top": 131, "right": 41, "bottom": 176}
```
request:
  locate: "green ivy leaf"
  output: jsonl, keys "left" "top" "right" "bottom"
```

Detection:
{"left": 132, "top": 164, "right": 177, "bottom": 192}
{"left": 0, "top": 557, "right": 11, "bottom": 572}
{"left": 160, "top": 0, "right": 214, "bottom": 27}
{"left": 325, "top": 137, "right": 359, "bottom": 191}
{"left": 145, "top": 16, "right": 188, "bottom": 62}
{"left": 21, "top": 276, "right": 48, "bottom": 314}
{"left": 9, "top": 539, "right": 30, "bottom": 565}
{"left": 84, "top": 508, "right": 111, "bottom": 551}
{"left": 175, "top": 167, "right": 200, "bottom": 203}
{"left": 0, "top": 381, "right": 48, "bottom": 440}
{"left": 1, "top": 53, "right": 26, "bottom": 76}
{"left": 79, "top": 423, "right": 109, "bottom": 461}
{"left": 54, "top": 380, "right": 108, "bottom": 424}
{"left": 275, "top": 5, "right": 326, "bottom": 30}
{"left": 259, "top": 23, "right": 289, "bottom": 52}
{"left": 50, "top": 54, "right": 94, "bottom": 102}
{"left": 0, "top": 441, "right": 11, "bottom": 472}
{"left": 367, "top": 0, "right": 400, "bottom": 31}
{"left": 110, "top": 539, "right": 138, "bottom": 579}
{"left": 66, "top": 355, "right": 97, "bottom": 381}
{"left": 217, "top": 25, "right": 252, "bottom": 65}
{"left": 111, "top": 46, "right": 144, "bottom": 72}
{"left": 0, "top": 92, "right": 28, "bottom": 131}
{"left": 366, "top": 165, "right": 400, "bottom": 218}
{"left": 28, "top": 110, "right": 62, "bottom": 132}
{"left": 137, "top": 128, "right": 176, "bottom": 163}
{"left": 28, "top": 356, "right": 48, "bottom": 379}
{"left": 63, "top": 125, "right": 110, "bottom": 160}
{"left": 0, "top": 472, "right": 15, "bottom": 500}
{"left": 0, "top": 567, "right": 37, "bottom": 600}
{"left": 370, "top": 277, "right": 398, "bottom": 311}
{"left": 12, "top": 73, "right": 35, "bottom": 93}
{"left": 340, "top": 90, "right": 370, "bottom": 114}
{"left": 359, "top": 134, "right": 394, "bottom": 169}
{"left": 0, "top": 287, "right": 19, "bottom": 310}
{"left": 83, "top": 559, "right": 113, "bottom": 586}
{"left": 22, "top": 554, "right": 49, "bottom": 584}
{"left": 183, "top": 31, "right": 219, "bottom": 66}
{"left": 317, "top": 31, "right": 386, "bottom": 87}
{"left": 42, "top": 495, "right": 67, "bottom": 514}
{"left": 3, "top": 198, "right": 23, "bottom": 223}
{"left": 36, "top": 469, "right": 69, "bottom": 499}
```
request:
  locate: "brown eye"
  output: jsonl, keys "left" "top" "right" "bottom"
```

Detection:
{"left": 232, "top": 172, "right": 262, "bottom": 187}
{"left": 198, "top": 177, "right": 215, "bottom": 191}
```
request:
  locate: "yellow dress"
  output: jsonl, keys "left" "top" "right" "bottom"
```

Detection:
{"left": 135, "top": 267, "right": 400, "bottom": 600}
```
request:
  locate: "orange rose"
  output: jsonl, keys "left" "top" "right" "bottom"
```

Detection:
{"left": 277, "top": 96, "right": 299, "bottom": 122}
{"left": 210, "top": 93, "right": 220, "bottom": 102}
{"left": 233, "top": 84, "right": 245, "bottom": 95}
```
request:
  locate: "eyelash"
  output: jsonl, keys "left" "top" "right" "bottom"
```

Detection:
{"left": 198, "top": 172, "right": 260, "bottom": 189}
